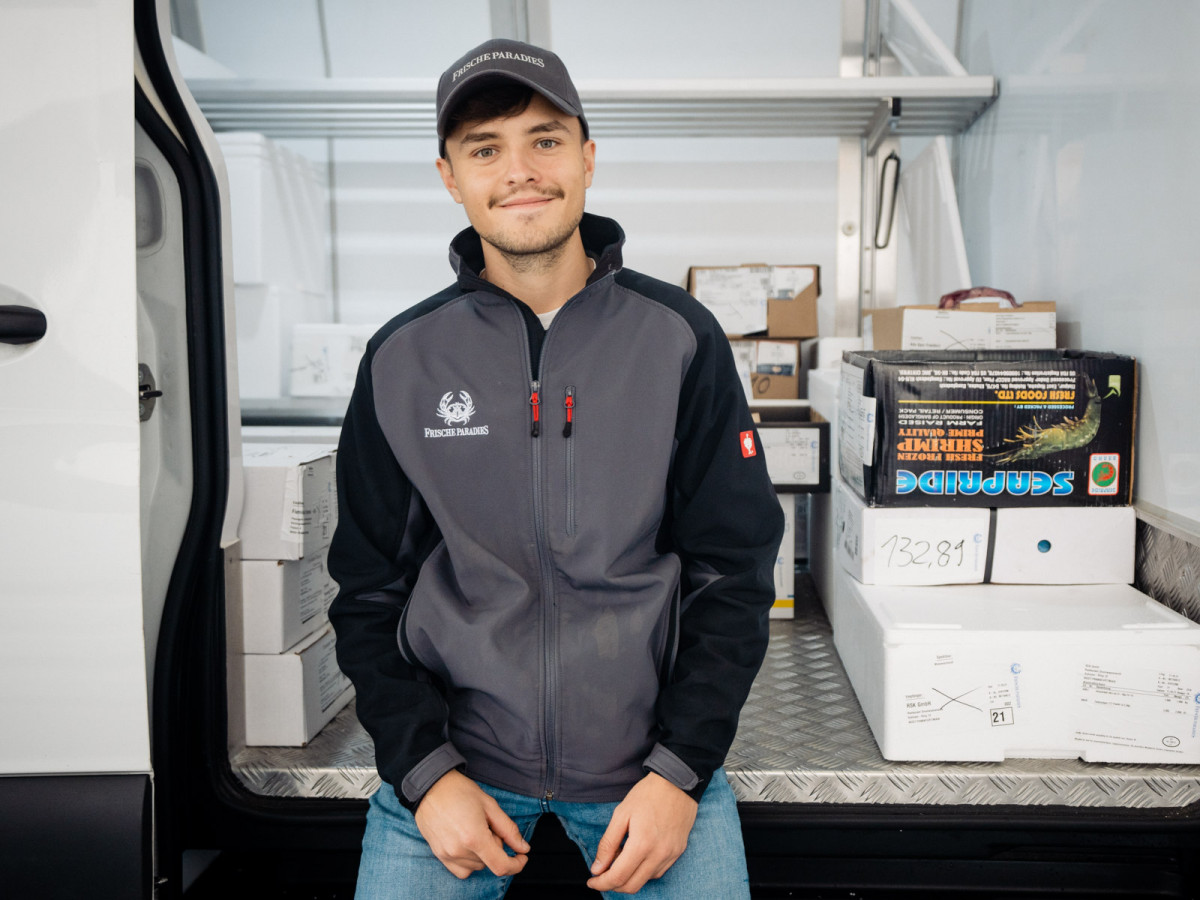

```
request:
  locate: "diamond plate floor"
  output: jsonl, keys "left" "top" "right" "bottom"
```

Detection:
{"left": 232, "top": 589, "right": 1200, "bottom": 809}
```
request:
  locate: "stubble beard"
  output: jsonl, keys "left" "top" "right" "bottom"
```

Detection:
{"left": 482, "top": 191, "right": 583, "bottom": 275}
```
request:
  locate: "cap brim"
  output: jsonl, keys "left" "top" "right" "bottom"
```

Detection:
{"left": 437, "top": 69, "right": 583, "bottom": 140}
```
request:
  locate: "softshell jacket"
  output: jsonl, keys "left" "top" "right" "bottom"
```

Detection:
{"left": 328, "top": 213, "right": 783, "bottom": 811}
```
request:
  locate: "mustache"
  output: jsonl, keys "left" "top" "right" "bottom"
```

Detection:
{"left": 489, "top": 187, "right": 565, "bottom": 209}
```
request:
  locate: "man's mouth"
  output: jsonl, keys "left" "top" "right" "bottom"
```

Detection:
{"left": 493, "top": 190, "right": 563, "bottom": 210}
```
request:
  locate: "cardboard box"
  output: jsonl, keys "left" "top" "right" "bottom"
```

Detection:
{"left": 831, "top": 573, "right": 1200, "bottom": 763}
{"left": 759, "top": 422, "right": 830, "bottom": 492}
{"left": 688, "top": 265, "right": 819, "bottom": 338}
{"left": 771, "top": 493, "right": 795, "bottom": 619}
{"left": 244, "top": 623, "right": 354, "bottom": 747}
{"left": 731, "top": 338, "right": 801, "bottom": 399}
{"left": 863, "top": 301, "right": 1057, "bottom": 352}
{"left": 832, "top": 474, "right": 1135, "bottom": 585}
{"left": 242, "top": 548, "right": 339, "bottom": 654}
{"left": 838, "top": 350, "right": 1137, "bottom": 507}
{"left": 240, "top": 444, "right": 338, "bottom": 560}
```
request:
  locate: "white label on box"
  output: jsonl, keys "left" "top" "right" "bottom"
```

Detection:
{"left": 315, "top": 629, "right": 351, "bottom": 712}
{"left": 838, "top": 362, "right": 875, "bottom": 493}
{"left": 692, "top": 268, "right": 769, "bottom": 335}
{"left": 299, "top": 551, "right": 338, "bottom": 624}
{"left": 768, "top": 266, "right": 815, "bottom": 299}
{"left": 755, "top": 340, "right": 799, "bottom": 376}
{"left": 900, "top": 310, "right": 1057, "bottom": 351}
{"left": 1074, "top": 662, "right": 1196, "bottom": 755}
{"left": 771, "top": 494, "right": 795, "bottom": 619}
{"left": 729, "top": 340, "right": 756, "bottom": 402}
{"left": 761, "top": 428, "right": 821, "bottom": 485}
{"left": 902, "top": 676, "right": 1016, "bottom": 728}
{"left": 870, "top": 518, "right": 988, "bottom": 584}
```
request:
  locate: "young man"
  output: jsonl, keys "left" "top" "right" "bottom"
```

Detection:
{"left": 328, "top": 38, "right": 784, "bottom": 898}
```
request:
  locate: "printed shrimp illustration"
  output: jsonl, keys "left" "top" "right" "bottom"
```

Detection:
{"left": 987, "top": 375, "right": 1101, "bottom": 464}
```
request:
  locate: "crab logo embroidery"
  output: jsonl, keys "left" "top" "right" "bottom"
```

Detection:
{"left": 437, "top": 391, "right": 476, "bottom": 426}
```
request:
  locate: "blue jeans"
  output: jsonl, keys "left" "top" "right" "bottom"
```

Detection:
{"left": 355, "top": 768, "right": 750, "bottom": 899}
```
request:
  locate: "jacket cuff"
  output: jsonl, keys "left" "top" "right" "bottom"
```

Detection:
{"left": 643, "top": 743, "right": 706, "bottom": 801}
{"left": 398, "top": 742, "right": 466, "bottom": 811}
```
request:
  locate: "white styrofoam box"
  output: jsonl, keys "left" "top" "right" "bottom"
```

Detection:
{"left": 772, "top": 493, "right": 795, "bottom": 619}
{"left": 242, "top": 547, "right": 339, "bottom": 654}
{"left": 807, "top": 367, "right": 841, "bottom": 425}
{"left": 240, "top": 444, "right": 338, "bottom": 560}
{"left": 832, "top": 572, "right": 1200, "bottom": 764}
{"left": 833, "top": 474, "right": 1135, "bottom": 585}
{"left": 235, "top": 284, "right": 332, "bottom": 398}
{"left": 290, "top": 323, "right": 378, "bottom": 397}
{"left": 244, "top": 624, "right": 354, "bottom": 747}
{"left": 834, "top": 474, "right": 989, "bottom": 585}
{"left": 216, "top": 132, "right": 328, "bottom": 293}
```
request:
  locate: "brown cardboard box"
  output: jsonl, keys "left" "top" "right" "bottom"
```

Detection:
{"left": 864, "top": 301, "right": 1056, "bottom": 351}
{"left": 732, "top": 338, "right": 802, "bottom": 399}
{"left": 687, "top": 264, "right": 820, "bottom": 338}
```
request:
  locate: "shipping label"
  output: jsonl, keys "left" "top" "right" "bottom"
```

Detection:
{"left": 1074, "top": 662, "right": 1196, "bottom": 756}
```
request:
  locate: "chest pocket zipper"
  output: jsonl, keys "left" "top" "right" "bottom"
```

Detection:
{"left": 564, "top": 386, "right": 576, "bottom": 536}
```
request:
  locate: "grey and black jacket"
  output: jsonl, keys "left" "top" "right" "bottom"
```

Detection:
{"left": 328, "top": 213, "right": 784, "bottom": 811}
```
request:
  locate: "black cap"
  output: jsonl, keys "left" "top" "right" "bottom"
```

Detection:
{"left": 436, "top": 39, "right": 588, "bottom": 155}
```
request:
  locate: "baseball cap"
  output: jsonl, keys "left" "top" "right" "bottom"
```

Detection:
{"left": 436, "top": 38, "right": 588, "bottom": 155}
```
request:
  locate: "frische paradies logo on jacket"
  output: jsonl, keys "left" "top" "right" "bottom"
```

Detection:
{"left": 425, "top": 390, "right": 490, "bottom": 438}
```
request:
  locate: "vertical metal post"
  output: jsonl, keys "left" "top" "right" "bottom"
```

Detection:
{"left": 834, "top": 0, "right": 868, "bottom": 337}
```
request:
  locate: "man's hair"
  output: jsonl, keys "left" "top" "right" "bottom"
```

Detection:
{"left": 440, "top": 84, "right": 536, "bottom": 158}
{"left": 440, "top": 83, "right": 584, "bottom": 159}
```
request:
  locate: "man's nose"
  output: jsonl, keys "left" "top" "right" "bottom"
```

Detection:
{"left": 504, "top": 147, "right": 540, "bottom": 183}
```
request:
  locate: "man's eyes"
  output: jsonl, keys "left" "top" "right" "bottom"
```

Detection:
{"left": 470, "top": 138, "right": 559, "bottom": 158}
{"left": 474, "top": 147, "right": 497, "bottom": 158}
{"left": 536, "top": 138, "right": 559, "bottom": 149}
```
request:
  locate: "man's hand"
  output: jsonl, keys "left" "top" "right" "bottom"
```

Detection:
{"left": 413, "top": 770, "right": 530, "bottom": 880}
{"left": 586, "top": 772, "right": 699, "bottom": 894}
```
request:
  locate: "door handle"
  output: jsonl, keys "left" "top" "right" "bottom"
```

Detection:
{"left": 0, "top": 305, "right": 47, "bottom": 344}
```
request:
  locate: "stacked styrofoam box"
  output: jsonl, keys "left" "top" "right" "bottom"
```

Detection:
{"left": 217, "top": 132, "right": 333, "bottom": 398}
{"left": 237, "top": 443, "right": 352, "bottom": 746}
{"left": 826, "top": 356, "right": 1200, "bottom": 764}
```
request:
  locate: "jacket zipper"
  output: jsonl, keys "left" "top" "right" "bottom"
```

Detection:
{"left": 518, "top": 317, "right": 559, "bottom": 801}
{"left": 564, "top": 386, "right": 576, "bottom": 536}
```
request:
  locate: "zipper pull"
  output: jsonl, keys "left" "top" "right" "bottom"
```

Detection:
{"left": 530, "top": 380, "right": 541, "bottom": 437}
{"left": 563, "top": 387, "right": 574, "bottom": 438}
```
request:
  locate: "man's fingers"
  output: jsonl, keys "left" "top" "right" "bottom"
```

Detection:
{"left": 586, "top": 840, "right": 646, "bottom": 893}
{"left": 484, "top": 799, "right": 531, "bottom": 855}
{"left": 475, "top": 837, "right": 528, "bottom": 878}
{"left": 589, "top": 811, "right": 629, "bottom": 875}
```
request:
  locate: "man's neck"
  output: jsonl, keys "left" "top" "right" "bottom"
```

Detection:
{"left": 480, "top": 231, "right": 592, "bottom": 315}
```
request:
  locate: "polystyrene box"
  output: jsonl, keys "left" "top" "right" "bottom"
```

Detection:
{"left": 833, "top": 475, "right": 1136, "bottom": 585}
{"left": 241, "top": 548, "right": 339, "bottom": 654}
{"left": 240, "top": 444, "right": 338, "bottom": 560}
{"left": 290, "top": 323, "right": 377, "bottom": 397}
{"left": 235, "top": 284, "right": 333, "bottom": 398}
{"left": 216, "top": 132, "right": 328, "bottom": 292}
{"left": 244, "top": 624, "right": 354, "bottom": 747}
{"left": 832, "top": 571, "right": 1200, "bottom": 764}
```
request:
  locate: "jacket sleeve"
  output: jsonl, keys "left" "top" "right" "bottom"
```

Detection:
{"left": 327, "top": 349, "right": 465, "bottom": 811}
{"left": 642, "top": 312, "right": 784, "bottom": 801}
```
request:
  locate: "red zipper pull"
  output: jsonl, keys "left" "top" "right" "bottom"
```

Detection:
{"left": 563, "top": 386, "right": 574, "bottom": 438}
{"left": 530, "top": 380, "right": 541, "bottom": 437}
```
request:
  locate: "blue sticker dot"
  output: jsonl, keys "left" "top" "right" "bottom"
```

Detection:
{"left": 1037, "top": 540, "right": 1051, "bottom": 553}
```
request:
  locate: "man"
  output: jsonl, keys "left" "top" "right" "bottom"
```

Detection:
{"left": 328, "top": 38, "right": 783, "bottom": 898}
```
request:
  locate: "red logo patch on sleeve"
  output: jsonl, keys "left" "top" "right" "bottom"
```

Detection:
{"left": 740, "top": 430, "right": 757, "bottom": 458}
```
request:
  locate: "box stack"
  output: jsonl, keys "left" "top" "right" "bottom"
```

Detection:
{"left": 830, "top": 348, "right": 1200, "bottom": 765}
{"left": 687, "top": 264, "right": 820, "bottom": 401}
{"left": 237, "top": 443, "right": 354, "bottom": 746}
{"left": 217, "top": 132, "right": 333, "bottom": 399}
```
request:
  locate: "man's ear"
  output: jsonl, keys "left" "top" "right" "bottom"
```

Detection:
{"left": 582, "top": 139, "right": 596, "bottom": 190}
{"left": 435, "top": 157, "right": 463, "bottom": 204}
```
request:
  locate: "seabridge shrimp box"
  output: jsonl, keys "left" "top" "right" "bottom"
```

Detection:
{"left": 838, "top": 350, "right": 1136, "bottom": 508}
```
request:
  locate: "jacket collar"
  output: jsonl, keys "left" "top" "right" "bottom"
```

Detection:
{"left": 448, "top": 212, "right": 625, "bottom": 292}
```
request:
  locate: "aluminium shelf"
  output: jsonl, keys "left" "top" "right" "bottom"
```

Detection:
{"left": 189, "top": 75, "right": 997, "bottom": 140}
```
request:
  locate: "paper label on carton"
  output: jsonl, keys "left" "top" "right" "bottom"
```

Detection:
{"left": 298, "top": 550, "right": 338, "bottom": 624}
{"left": 902, "top": 674, "right": 1016, "bottom": 729}
{"left": 768, "top": 266, "right": 815, "bottom": 299}
{"left": 1074, "top": 662, "right": 1196, "bottom": 756}
{"left": 730, "top": 341, "right": 756, "bottom": 401}
{"left": 315, "top": 630, "right": 352, "bottom": 712}
{"left": 692, "top": 268, "right": 769, "bottom": 335}
{"left": 761, "top": 428, "right": 822, "bottom": 485}
{"left": 900, "top": 310, "right": 1057, "bottom": 351}
{"left": 838, "top": 362, "right": 875, "bottom": 493}
{"left": 755, "top": 340, "right": 799, "bottom": 375}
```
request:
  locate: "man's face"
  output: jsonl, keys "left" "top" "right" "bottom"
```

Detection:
{"left": 436, "top": 93, "right": 595, "bottom": 260}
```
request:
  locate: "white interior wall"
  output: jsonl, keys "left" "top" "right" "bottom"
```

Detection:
{"left": 192, "top": 0, "right": 842, "bottom": 333}
{"left": 955, "top": 0, "right": 1200, "bottom": 523}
